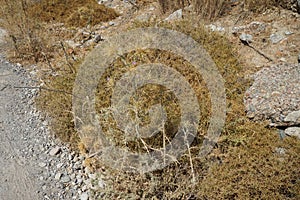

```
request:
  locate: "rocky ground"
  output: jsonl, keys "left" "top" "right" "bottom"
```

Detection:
{"left": 0, "top": 0, "right": 299, "bottom": 199}
{"left": 0, "top": 29, "right": 103, "bottom": 200}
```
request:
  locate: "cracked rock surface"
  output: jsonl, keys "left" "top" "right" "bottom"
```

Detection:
{"left": 244, "top": 63, "right": 300, "bottom": 138}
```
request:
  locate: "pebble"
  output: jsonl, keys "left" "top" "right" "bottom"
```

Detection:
{"left": 232, "top": 21, "right": 266, "bottom": 34}
{"left": 49, "top": 147, "right": 61, "bottom": 156}
{"left": 56, "top": 163, "right": 64, "bottom": 169}
{"left": 98, "top": 179, "right": 105, "bottom": 189}
{"left": 164, "top": 9, "right": 183, "bottom": 21}
{"left": 207, "top": 24, "right": 225, "bottom": 32}
{"left": 93, "top": 34, "right": 102, "bottom": 43}
{"left": 55, "top": 173, "right": 62, "bottom": 180}
{"left": 275, "top": 147, "right": 286, "bottom": 155}
{"left": 270, "top": 33, "right": 285, "bottom": 44}
{"left": 77, "top": 178, "right": 83, "bottom": 184}
{"left": 80, "top": 192, "right": 89, "bottom": 200}
{"left": 39, "top": 162, "right": 47, "bottom": 168}
{"left": 61, "top": 175, "right": 71, "bottom": 183}
{"left": 239, "top": 33, "right": 253, "bottom": 44}
{"left": 88, "top": 173, "right": 97, "bottom": 180}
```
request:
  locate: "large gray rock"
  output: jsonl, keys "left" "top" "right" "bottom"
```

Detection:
{"left": 284, "top": 110, "right": 300, "bottom": 123}
{"left": 244, "top": 63, "right": 300, "bottom": 126}
{"left": 285, "top": 127, "right": 300, "bottom": 139}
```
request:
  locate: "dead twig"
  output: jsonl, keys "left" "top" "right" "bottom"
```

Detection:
{"left": 241, "top": 41, "right": 274, "bottom": 62}
{"left": 41, "top": 52, "right": 55, "bottom": 72}
{"left": 60, "top": 41, "right": 75, "bottom": 73}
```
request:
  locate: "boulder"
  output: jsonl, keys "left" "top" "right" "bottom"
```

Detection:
{"left": 244, "top": 63, "right": 300, "bottom": 127}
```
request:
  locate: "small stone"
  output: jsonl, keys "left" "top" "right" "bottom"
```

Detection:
{"left": 149, "top": 6, "right": 155, "bottom": 11}
{"left": 284, "top": 110, "right": 300, "bottom": 123}
{"left": 80, "top": 192, "right": 89, "bottom": 200}
{"left": 39, "top": 162, "right": 47, "bottom": 168}
{"left": 279, "top": 57, "right": 286, "bottom": 62}
{"left": 98, "top": 179, "right": 105, "bottom": 189}
{"left": 93, "top": 34, "right": 102, "bottom": 43}
{"left": 164, "top": 9, "right": 183, "bottom": 21}
{"left": 56, "top": 163, "right": 64, "bottom": 169}
{"left": 270, "top": 33, "right": 285, "bottom": 44}
{"left": 275, "top": 147, "right": 286, "bottom": 155}
{"left": 65, "top": 40, "right": 81, "bottom": 49}
{"left": 77, "top": 178, "right": 83, "bottom": 184}
{"left": 284, "top": 30, "right": 293, "bottom": 35}
{"left": 60, "top": 152, "right": 66, "bottom": 158}
{"left": 82, "top": 185, "right": 88, "bottom": 192}
{"left": 78, "top": 155, "right": 85, "bottom": 161}
{"left": 298, "top": 54, "right": 300, "bottom": 63}
{"left": 49, "top": 147, "right": 61, "bottom": 156}
{"left": 61, "top": 175, "right": 71, "bottom": 183}
{"left": 249, "top": 21, "right": 266, "bottom": 32}
{"left": 109, "top": 21, "right": 115, "bottom": 26}
{"left": 70, "top": 174, "right": 76, "bottom": 180}
{"left": 207, "top": 24, "right": 225, "bottom": 32}
{"left": 285, "top": 127, "right": 300, "bottom": 139}
{"left": 239, "top": 33, "right": 253, "bottom": 44}
{"left": 88, "top": 174, "right": 97, "bottom": 180}
{"left": 73, "top": 162, "right": 81, "bottom": 170}
{"left": 55, "top": 173, "right": 62, "bottom": 180}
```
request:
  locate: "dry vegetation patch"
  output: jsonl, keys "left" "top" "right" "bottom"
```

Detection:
{"left": 39, "top": 18, "right": 299, "bottom": 198}
{"left": 29, "top": 0, "right": 119, "bottom": 27}
{"left": 0, "top": 0, "right": 118, "bottom": 63}
{"left": 0, "top": 0, "right": 299, "bottom": 199}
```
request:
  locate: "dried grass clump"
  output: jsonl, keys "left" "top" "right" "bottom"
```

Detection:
{"left": 36, "top": 67, "right": 80, "bottom": 146}
{"left": 193, "top": 0, "right": 227, "bottom": 20}
{"left": 94, "top": 48, "right": 211, "bottom": 153}
{"left": 243, "top": 0, "right": 298, "bottom": 12}
{"left": 29, "top": 0, "right": 119, "bottom": 27}
{"left": 157, "top": 0, "right": 190, "bottom": 13}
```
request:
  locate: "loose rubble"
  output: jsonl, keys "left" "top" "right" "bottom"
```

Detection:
{"left": 0, "top": 56, "right": 104, "bottom": 199}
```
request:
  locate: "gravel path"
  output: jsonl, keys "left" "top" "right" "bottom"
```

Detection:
{"left": 0, "top": 57, "right": 100, "bottom": 200}
{"left": 0, "top": 29, "right": 97, "bottom": 200}
{"left": 0, "top": 57, "right": 40, "bottom": 199}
